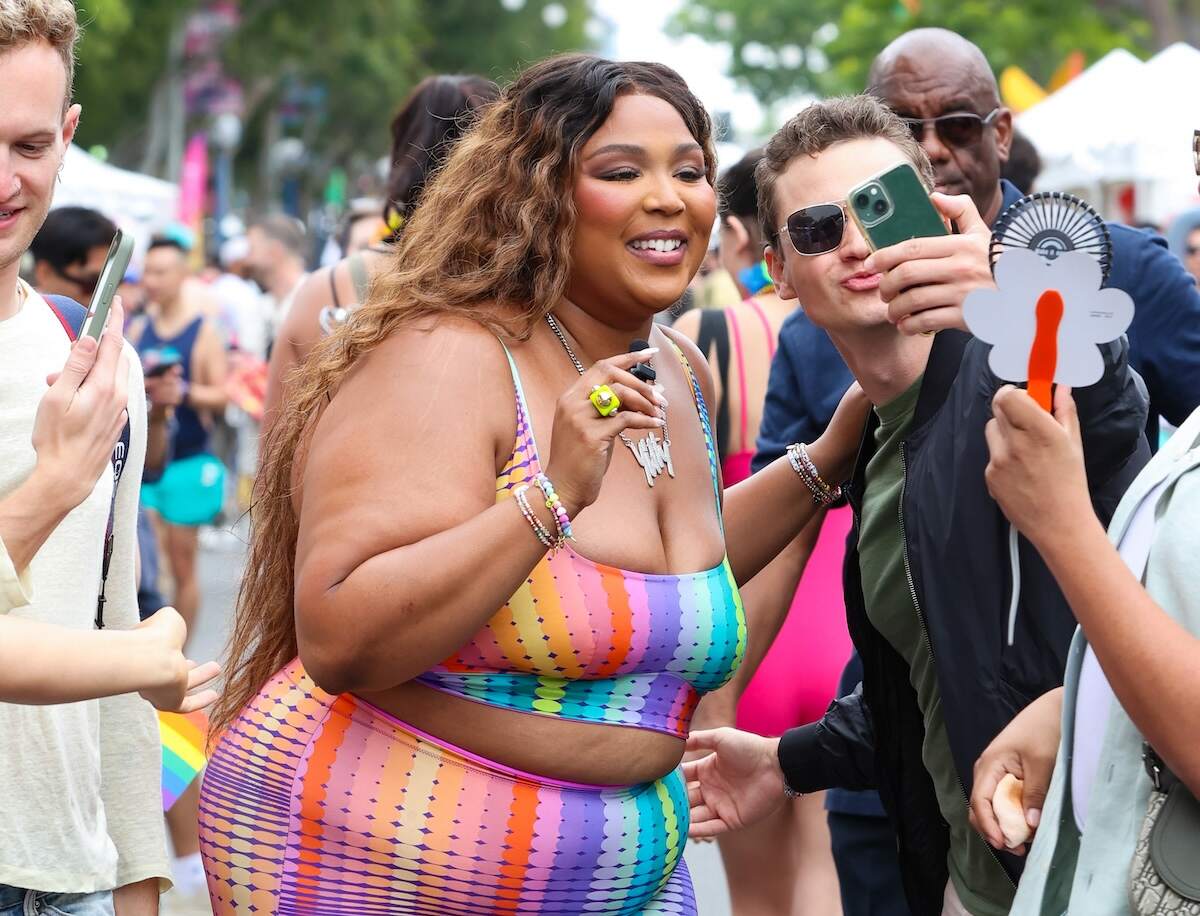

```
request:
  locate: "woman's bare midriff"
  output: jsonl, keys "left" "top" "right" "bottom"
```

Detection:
{"left": 356, "top": 679, "right": 686, "bottom": 786}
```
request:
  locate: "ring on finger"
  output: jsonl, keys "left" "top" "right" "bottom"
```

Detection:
{"left": 589, "top": 384, "right": 621, "bottom": 417}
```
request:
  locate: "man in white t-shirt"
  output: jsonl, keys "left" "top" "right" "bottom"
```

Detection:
{"left": 0, "top": 3, "right": 171, "bottom": 913}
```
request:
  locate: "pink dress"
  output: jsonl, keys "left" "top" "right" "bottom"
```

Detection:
{"left": 720, "top": 300, "right": 854, "bottom": 737}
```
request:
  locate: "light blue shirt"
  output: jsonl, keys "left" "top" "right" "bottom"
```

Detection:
{"left": 1011, "top": 406, "right": 1200, "bottom": 915}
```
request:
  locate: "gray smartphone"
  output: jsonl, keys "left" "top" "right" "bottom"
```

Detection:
{"left": 80, "top": 229, "right": 134, "bottom": 340}
{"left": 847, "top": 162, "right": 947, "bottom": 252}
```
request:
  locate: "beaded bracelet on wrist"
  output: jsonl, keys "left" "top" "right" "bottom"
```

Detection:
{"left": 514, "top": 485, "right": 556, "bottom": 549}
{"left": 533, "top": 473, "right": 574, "bottom": 542}
{"left": 786, "top": 443, "right": 842, "bottom": 507}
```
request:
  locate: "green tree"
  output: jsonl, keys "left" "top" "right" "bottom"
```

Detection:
{"left": 71, "top": 0, "right": 593, "bottom": 199}
{"left": 671, "top": 0, "right": 1155, "bottom": 104}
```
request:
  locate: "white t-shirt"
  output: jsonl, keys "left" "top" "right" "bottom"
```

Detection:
{"left": 0, "top": 282, "right": 169, "bottom": 893}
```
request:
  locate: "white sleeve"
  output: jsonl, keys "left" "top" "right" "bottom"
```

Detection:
{"left": 97, "top": 349, "right": 172, "bottom": 890}
{"left": 0, "top": 532, "right": 33, "bottom": 613}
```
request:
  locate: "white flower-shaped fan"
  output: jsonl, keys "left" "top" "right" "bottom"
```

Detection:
{"left": 965, "top": 249, "right": 1133, "bottom": 409}
{"left": 964, "top": 203, "right": 1133, "bottom": 645}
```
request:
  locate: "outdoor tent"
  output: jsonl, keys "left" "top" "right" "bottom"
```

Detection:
{"left": 1018, "top": 44, "right": 1200, "bottom": 225}
{"left": 53, "top": 145, "right": 179, "bottom": 254}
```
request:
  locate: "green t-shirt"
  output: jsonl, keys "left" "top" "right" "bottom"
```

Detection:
{"left": 857, "top": 377, "right": 1014, "bottom": 916}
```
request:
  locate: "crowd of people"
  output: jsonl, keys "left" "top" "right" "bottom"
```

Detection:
{"left": 2, "top": 2, "right": 1200, "bottom": 916}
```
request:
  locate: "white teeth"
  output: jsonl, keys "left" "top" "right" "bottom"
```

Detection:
{"left": 631, "top": 238, "right": 683, "bottom": 252}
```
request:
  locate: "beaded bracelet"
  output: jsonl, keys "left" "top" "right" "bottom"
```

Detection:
{"left": 514, "top": 485, "right": 556, "bottom": 549}
{"left": 533, "top": 473, "right": 574, "bottom": 542}
{"left": 786, "top": 443, "right": 842, "bottom": 507}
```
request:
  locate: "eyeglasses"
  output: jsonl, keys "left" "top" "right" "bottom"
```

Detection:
{"left": 902, "top": 108, "right": 1001, "bottom": 148}
{"left": 777, "top": 202, "right": 847, "bottom": 256}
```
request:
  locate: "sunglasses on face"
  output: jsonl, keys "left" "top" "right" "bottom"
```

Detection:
{"left": 902, "top": 108, "right": 1001, "bottom": 148}
{"left": 777, "top": 202, "right": 848, "bottom": 257}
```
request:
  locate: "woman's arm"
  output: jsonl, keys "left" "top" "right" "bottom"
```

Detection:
{"left": 658, "top": 326, "right": 868, "bottom": 586}
{"left": 986, "top": 387, "right": 1200, "bottom": 794}
{"left": 262, "top": 267, "right": 332, "bottom": 439}
{"left": 294, "top": 321, "right": 666, "bottom": 696}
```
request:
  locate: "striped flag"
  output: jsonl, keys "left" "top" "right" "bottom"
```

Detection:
{"left": 159, "top": 709, "right": 209, "bottom": 811}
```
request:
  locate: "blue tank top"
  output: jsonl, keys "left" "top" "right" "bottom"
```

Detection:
{"left": 137, "top": 315, "right": 209, "bottom": 460}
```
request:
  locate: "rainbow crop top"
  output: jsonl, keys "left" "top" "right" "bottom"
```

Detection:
{"left": 415, "top": 341, "right": 746, "bottom": 738}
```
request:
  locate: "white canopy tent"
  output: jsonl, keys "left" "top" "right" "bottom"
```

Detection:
{"left": 53, "top": 145, "right": 179, "bottom": 254}
{"left": 1018, "top": 44, "right": 1200, "bottom": 225}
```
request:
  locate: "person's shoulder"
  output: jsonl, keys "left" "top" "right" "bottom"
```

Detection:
{"left": 659, "top": 321, "right": 708, "bottom": 372}
{"left": 1105, "top": 220, "right": 1174, "bottom": 281}
{"left": 357, "top": 313, "right": 509, "bottom": 387}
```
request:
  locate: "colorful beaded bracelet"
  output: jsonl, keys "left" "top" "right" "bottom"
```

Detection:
{"left": 533, "top": 473, "right": 574, "bottom": 542}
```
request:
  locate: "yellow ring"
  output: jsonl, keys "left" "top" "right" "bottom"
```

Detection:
{"left": 589, "top": 384, "right": 621, "bottom": 417}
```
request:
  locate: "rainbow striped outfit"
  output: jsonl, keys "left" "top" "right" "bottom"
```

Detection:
{"left": 198, "top": 341, "right": 745, "bottom": 914}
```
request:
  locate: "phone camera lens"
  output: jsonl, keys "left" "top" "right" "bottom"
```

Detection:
{"left": 873, "top": 199, "right": 889, "bottom": 215}
{"left": 855, "top": 193, "right": 870, "bottom": 209}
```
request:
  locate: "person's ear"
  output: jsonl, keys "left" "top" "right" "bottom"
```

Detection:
{"left": 61, "top": 103, "right": 81, "bottom": 149}
{"left": 725, "top": 215, "right": 752, "bottom": 258}
{"left": 765, "top": 242, "right": 798, "bottom": 301}
{"left": 993, "top": 108, "right": 1014, "bottom": 167}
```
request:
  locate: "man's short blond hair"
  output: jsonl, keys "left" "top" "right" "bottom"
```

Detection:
{"left": 0, "top": 0, "right": 79, "bottom": 106}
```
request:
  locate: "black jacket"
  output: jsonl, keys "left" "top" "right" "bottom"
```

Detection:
{"left": 778, "top": 329, "right": 1150, "bottom": 915}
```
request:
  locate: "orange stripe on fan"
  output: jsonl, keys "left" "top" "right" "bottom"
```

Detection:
{"left": 1028, "top": 289, "right": 1064, "bottom": 412}
{"left": 293, "top": 695, "right": 353, "bottom": 877}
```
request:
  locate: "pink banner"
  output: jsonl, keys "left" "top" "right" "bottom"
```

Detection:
{"left": 179, "top": 133, "right": 209, "bottom": 227}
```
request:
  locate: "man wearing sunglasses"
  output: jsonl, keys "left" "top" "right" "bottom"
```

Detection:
{"left": 683, "top": 95, "right": 1150, "bottom": 916}
{"left": 869, "top": 28, "right": 1200, "bottom": 442}
{"left": 30, "top": 205, "right": 116, "bottom": 302}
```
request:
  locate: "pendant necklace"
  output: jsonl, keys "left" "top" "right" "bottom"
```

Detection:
{"left": 545, "top": 313, "right": 675, "bottom": 488}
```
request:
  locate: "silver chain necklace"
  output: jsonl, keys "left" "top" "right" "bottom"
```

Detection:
{"left": 544, "top": 313, "right": 675, "bottom": 487}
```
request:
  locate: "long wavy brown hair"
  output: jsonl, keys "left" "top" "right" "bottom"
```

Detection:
{"left": 211, "top": 54, "right": 717, "bottom": 737}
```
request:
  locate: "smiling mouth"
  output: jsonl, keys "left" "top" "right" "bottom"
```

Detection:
{"left": 628, "top": 238, "right": 684, "bottom": 253}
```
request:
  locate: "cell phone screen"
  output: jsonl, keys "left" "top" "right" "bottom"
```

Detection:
{"left": 81, "top": 230, "right": 134, "bottom": 341}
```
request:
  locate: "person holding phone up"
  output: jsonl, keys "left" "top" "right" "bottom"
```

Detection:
{"left": 681, "top": 95, "right": 1149, "bottom": 916}
{"left": 0, "top": 4, "right": 219, "bottom": 913}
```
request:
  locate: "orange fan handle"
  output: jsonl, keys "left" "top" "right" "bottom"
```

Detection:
{"left": 1027, "top": 289, "right": 1064, "bottom": 412}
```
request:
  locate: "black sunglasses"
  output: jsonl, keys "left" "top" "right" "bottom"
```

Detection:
{"left": 902, "top": 108, "right": 1001, "bottom": 148}
{"left": 778, "top": 202, "right": 847, "bottom": 256}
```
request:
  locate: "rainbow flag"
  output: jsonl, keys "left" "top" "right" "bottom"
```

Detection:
{"left": 159, "top": 709, "right": 209, "bottom": 811}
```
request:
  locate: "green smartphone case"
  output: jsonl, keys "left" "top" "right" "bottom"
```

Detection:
{"left": 848, "top": 162, "right": 947, "bottom": 252}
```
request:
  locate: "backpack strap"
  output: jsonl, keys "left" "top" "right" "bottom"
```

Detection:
{"left": 696, "top": 308, "right": 731, "bottom": 463}
{"left": 43, "top": 294, "right": 130, "bottom": 629}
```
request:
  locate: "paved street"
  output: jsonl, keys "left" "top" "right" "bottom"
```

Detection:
{"left": 171, "top": 521, "right": 734, "bottom": 915}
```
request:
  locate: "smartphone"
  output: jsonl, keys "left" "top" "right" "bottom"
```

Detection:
{"left": 80, "top": 229, "right": 134, "bottom": 341}
{"left": 846, "top": 162, "right": 948, "bottom": 252}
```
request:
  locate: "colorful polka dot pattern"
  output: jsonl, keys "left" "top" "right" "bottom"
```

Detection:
{"left": 416, "top": 341, "right": 746, "bottom": 738}
{"left": 198, "top": 661, "right": 698, "bottom": 915}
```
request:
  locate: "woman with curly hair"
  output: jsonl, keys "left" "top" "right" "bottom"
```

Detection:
{"left": 198, "top": 54, "right": 867, "bottom": 914}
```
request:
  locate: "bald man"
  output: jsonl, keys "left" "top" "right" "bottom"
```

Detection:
{"left": 869, "top": 28, "right": 1200, "bottom": 444}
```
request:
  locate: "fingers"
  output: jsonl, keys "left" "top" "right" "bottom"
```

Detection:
{"left": 685, "top": 728, "right": 721, "bottom": 754}
{"left": 865, "top": 234, "right": 963, "bottom": 275}
{"left": 930, "top": 192, "right": 990, "bottom": 236}
{"left": 1052, "top": 386, "right": 1081, "bottom": 447}
{"left": 54, "top": 334, "right": 100, "bottom": 393}
{"left": 185, "top": 660, "right": 222, "bottom": 692}
{"left": 688, "top": 809, "right": 733, "bottom": 839}
{"left": 177, "top": 689, "right": 220, "bottom": 714}
{"left": 969, "top": 758, "right": 1010, "bottom": 850}
{"left": 90, "top": 299, "right": 126, "bottom": 382}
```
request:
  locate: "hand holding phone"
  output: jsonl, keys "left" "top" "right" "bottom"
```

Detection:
{"left": 80, "top": 229, "right": 134, "bottom": 341}
{"left": 854, "top": 169, "right": 993, "bottom": 337}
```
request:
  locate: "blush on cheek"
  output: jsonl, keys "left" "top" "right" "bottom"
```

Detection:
{"left": 573, "top": 178, "right": 640, "bottom": 234}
